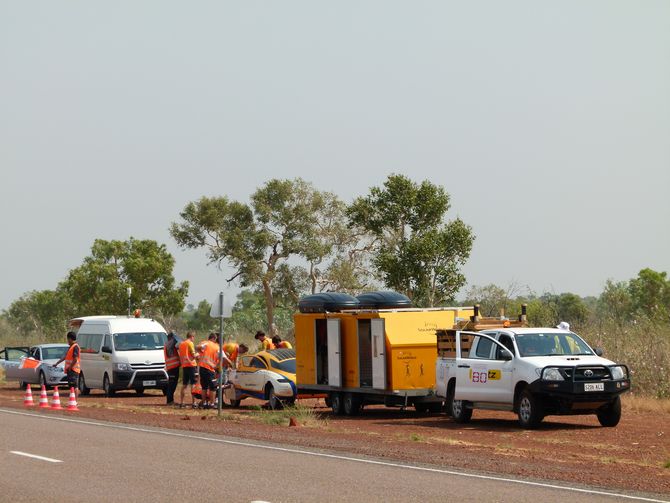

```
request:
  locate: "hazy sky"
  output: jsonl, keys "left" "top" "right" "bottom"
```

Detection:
{"left": 2, "top": 1, "right": 669, "bottom": 311}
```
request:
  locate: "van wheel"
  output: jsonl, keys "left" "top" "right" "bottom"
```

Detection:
{"left": 597, "top": 396, "right": 621, "bottom": 427}
{"left": 103, "top": 374, "right": 115, "bottom": 397}
{"left": 518, "top": 389, "right": 543, "bottom": 429}
{"left": 343, "top": 393, "right": 361, "bottom": 416}
{"left": 78, "top": 374, "right": 90, "bottom": 396}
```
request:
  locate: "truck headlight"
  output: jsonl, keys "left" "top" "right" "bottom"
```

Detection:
{"left": 114, "top": 362, "right": 133, "bottom": 371}
{"left": 610, "top": 366, "right": 627, "bottom": 380}
{"left": 542, "top": 368, "right": 564, "bottom": 381}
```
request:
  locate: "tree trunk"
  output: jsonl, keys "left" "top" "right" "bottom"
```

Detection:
{"left": 262, "top": 279, "right": 275, "bottom": 335}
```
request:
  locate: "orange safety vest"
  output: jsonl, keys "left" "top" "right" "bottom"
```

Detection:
{"left": 260, "top": 338, "right": 275, "bottom": 351}
{"left": 164, "top": 345, "right": 180, "bottom": 371}
{"left": 178, "top": 340, "right": 197, "bottom": 368}
{"left": 198, "top": 340, "right": 220, "bottom": 372}
{"left": 64, "top": 343, "right": 81, "bottom": 373}
{"left": 191, "top": 381, "right": 202, "bottom": 397}
{"left": 278, "top": 341, "right": 292, "bottom": 349}
{"left": 223, "top": 342, "right": 239, "bottom": 364}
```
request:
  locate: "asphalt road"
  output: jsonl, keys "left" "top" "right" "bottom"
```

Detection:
{"left": 0, "top": 408, "right": 666, "bottom": 503}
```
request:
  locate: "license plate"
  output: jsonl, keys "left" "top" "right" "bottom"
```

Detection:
{"left": 584, "top": 382, "right": 604, "bottom": 392}
{"left": 143, "top": 380, "right": 156, "bottom": 386}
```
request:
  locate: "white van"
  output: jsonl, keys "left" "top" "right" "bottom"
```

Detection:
{"left": 70, "top": 316, "right": 169, "bottom": 397}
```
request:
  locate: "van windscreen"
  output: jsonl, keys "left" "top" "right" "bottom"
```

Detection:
{"left": 113, "top": 332, "right": 166, "bottom": 351}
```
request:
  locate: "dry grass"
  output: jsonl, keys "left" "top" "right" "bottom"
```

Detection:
{"left": 622, "top": 395, "right": 670, "bottom": 414}
{"left": 248, "top": 403, "right": 325, "bottom": 427}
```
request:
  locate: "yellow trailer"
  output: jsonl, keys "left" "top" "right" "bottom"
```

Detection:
{"left": 295, "top": 292, "right": 473, "bottom": 415}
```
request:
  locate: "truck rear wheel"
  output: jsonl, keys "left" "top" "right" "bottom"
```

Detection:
{"left": 343, "top": 393, "right": 361, "bottom": 416}
{"left": 518, "top": 389, "right": 543, "bottom": 429}
{"left": 330, "top": 392, "right": 344, "bottom": 415}
{"left": 596, "top": 396, "right": 621, "bottom": 427}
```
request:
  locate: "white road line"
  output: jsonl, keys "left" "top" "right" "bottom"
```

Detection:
{"left": 10, "top": 450, "right": 62, "bottom": 463}
{"left": 1, "top": 408, "right": 667, "bottom": 503}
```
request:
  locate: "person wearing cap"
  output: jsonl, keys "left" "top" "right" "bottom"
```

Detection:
{"left": 255, "top": 331, "right": 275, "bottom": 351}
{"left": 271, "top": 335, "right": 292, "bottom": 349}
{"left": 164, "top": 332, "right": 180, "bottom": 405}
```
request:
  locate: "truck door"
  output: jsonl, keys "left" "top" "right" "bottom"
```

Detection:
{"left": 371, "top": 318, "right": 386, "bottom": 390}
{"left": 326, "top": 318, "right": 342, "bottom": 387}
{"left": 454, "top": 334, "right": 513, "bottom": 404}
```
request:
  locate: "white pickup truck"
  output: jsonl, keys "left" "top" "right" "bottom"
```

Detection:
{"left": 435, "top": 324, "right": 631, "bottom": 428}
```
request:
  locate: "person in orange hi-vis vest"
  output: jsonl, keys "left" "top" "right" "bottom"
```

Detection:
{"left": 191, "top": 374, "right": 203, "bottom": 404}
{"left": 178, "top": 331, "right": 198, "bottom": 408}
{"left": 272, "top": 336, "right": 293, "bottom": 349}
{"left": 254, "top": 331, "right": 275, "bottom": 351}
{"left": 53, "top": 331, "right": 81, "bottom": 399}
{"left": 197, "top": 333, "right": 232, "bottom": 409}
{"left": 222, "top": 342, "right": 249, "bottom": 369}
{"left": 164, "top": 332, "right": 180, "bottom": 405}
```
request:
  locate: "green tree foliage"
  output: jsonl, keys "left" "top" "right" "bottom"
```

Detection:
{"left": 170, "top": 178, "right": 354, "bottom": 331}
{"left": 4, "top": 289, "right": 72, "bottom": 336}
{"left": 348, "top": 174, "right": 474, "bottom": 306}
{"left": 628, "top": 268, "right": 670, "bottom": 317}
{"left": 182, "top": 300, "right": 218, "bottom": 332}
{"left": 225, "top": 290, "right": 294, "bottom": 343}
{"left": 59, "top": 238, "right": 188, "bottom": 317}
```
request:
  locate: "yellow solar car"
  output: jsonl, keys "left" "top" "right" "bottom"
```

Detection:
{"left": 224, "top": 349, "right": 296, "bottom": 409}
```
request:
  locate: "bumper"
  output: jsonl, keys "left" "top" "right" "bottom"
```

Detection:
{"left": 529, "top": 378, "right": 630, "bottom": 413}
{"left": 113, "top": 370, "right": 169, "bottom": 389}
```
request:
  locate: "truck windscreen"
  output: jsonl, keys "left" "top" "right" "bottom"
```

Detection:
{"left": 515, "top": 332, "right": 593, "bottom": 357}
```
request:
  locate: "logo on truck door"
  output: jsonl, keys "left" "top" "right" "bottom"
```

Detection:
{"left": 469, "top": 368, "right": 501, "bottom": 383}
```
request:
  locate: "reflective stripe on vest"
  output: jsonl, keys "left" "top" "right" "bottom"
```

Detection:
{"left": 64, "top": 343, "right": 81, "bottom": 373}
{"left": 198, "top": 341, "right": 219, "bottom": 372}
{"left": 164, "top": 347, "right": 180, "bottom": 371}
{"left": 178, "top": 340, "right": 196, "bottom": 367}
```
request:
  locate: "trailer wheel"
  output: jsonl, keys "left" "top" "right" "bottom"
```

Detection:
{"left": 596, "top": 396, "right": 621, "bottom": 427}
{"left": 343, "top": 393, "right": 361, "bottom": 416}
{"left": 330, "top": 392, "right": 344, "bottom": 415}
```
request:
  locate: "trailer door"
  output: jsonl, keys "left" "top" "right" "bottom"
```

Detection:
{"left": 327, "top": 318, "right": 342, "bottom": 387}
{"left": 371, "top": 319, "right": 386, "bottom": 390}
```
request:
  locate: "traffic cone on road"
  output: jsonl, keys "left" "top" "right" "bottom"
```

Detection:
{"left": 66, "top": 387, "right": 79, "bottom": 412}
{"left": 50, "top": 388, "right": 63, "bottom": 410}
{"left": 23, "top": 384, "right": 34, "bottom": 407}
{"left": 39, "top": 385, "right": 49, "bottom": 408}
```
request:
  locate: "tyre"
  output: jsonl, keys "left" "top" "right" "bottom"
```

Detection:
{"left": 343, "top": 393, "right": 361, "bottom": 416}
{"left": 324, "top": 395, "right": 332, "bottom": 408}
{"left": 268, "top": 386, "right": 283, "bottom": 410}
{"left": 135, "top": 387, "right": 145, "bottom": 396}
{"left": 78, "top": 373, "right": 91, "bottom": 396}
{"left": 517, "top": 389, "right": 544, "bottom": 429}
{"left": 330, "top": 392, "right": 344, "bottom": 415}
{"left": 19, "top": 381, "right": 26, "bottom": 390}
{"left": 103, "top": 374, "right": 116, "bottom": 397}
{"left": 450, "top": 398, "right": 473, "bottom": 423}
{"left": 39, "top": 371, "right": 50, "bottom": 390}
{"left": 597, "top": 396, "right": 621, "bottom": 427}
{"left": 161, "top": 387, "right": 168, "bottom": 397}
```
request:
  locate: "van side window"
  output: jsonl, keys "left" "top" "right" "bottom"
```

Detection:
{"left": 80, "top": 333, "right": 103, "bottom": 353}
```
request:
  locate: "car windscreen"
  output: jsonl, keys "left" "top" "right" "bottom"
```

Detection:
{"left": 270, "top": 358, "right": 296, "bottom": 373}
{"left": 41, "top": 347, "right": 68, "bottom": 360}
{"left": 515, "top": 332, "right": 593, "bottom": 357}
{"left": 113, "top": 332, "right": 166, "bottom": 351}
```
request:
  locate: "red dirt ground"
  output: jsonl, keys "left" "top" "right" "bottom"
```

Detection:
{"left": 1, "top": 384, "right": 668, "bottom": 497}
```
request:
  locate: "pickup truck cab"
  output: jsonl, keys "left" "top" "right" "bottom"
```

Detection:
{"left": 436, "top": 326, "right": 630, "bottom": 428}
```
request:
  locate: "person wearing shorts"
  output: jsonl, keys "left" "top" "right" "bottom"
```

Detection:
{"left": 178, "top": 331, "right": 198, "bottom": 408}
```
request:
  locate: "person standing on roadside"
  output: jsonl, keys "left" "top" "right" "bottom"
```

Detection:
{"left": 255, "top": 331, "right": 275, "bottom": 351}
{"left": 178, "top": 331, "right": 198, "bottom": 408}
{"left": 197, "top": 333, "right": 232, "bottom": 409}
{"left": 164, "top": 332, "right": 180, "bottom": 405}
{"left": 53, "top": 331, "right": 80, "bottom": 399}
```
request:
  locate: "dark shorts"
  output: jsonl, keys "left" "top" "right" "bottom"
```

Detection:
{"left": 67, "top": 370, "right": 79, "bottom": 388}
{"left": 182, "top": 366, "right": 197, "bottom": 386}
{"left": 199, "top": 367, "right": 215, "bottom": 390}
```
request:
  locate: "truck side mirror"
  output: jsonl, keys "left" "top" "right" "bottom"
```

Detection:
{"left": 594, "top": 347, "right": 604, "bottom": 357}
{"left": 500, "top": 349, "right": 513, "bottom": 361}
{"left": 102, "top": 346, "right": 112, "bottom": 354}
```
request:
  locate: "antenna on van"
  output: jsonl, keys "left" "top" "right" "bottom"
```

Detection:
{"left": 127, "top": 287, "right": 132, "bottom": 317}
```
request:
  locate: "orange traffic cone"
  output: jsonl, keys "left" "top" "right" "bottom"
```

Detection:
{"left": 50, "top": 388, "right": 63, "bottom": 410}
{"left": 23, "top": 384, "right": 34, "bottom": 407}
{"left": 66, "top": 387, "right": 79, "bottom": 412}
{"left": 39, "top": 385, "right": 49, "bottom": 408}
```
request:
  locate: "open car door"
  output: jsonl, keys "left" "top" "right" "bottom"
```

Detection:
{"left": 3, "top": 346, "right": 31, "bottom": 381}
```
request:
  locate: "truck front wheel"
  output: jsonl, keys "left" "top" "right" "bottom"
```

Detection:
{"left": 596, "top": 396, "right": 621, "bottom": 427}
{"left": 518, "top": 389, "right": 543, "bottom": 429}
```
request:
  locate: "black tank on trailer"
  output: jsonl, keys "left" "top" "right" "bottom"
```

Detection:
{"left": 356, "top": 291, "right": 412, "bottom": 310}
{"left": 298, "top": 292, "right": 360, "bottom": 313}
